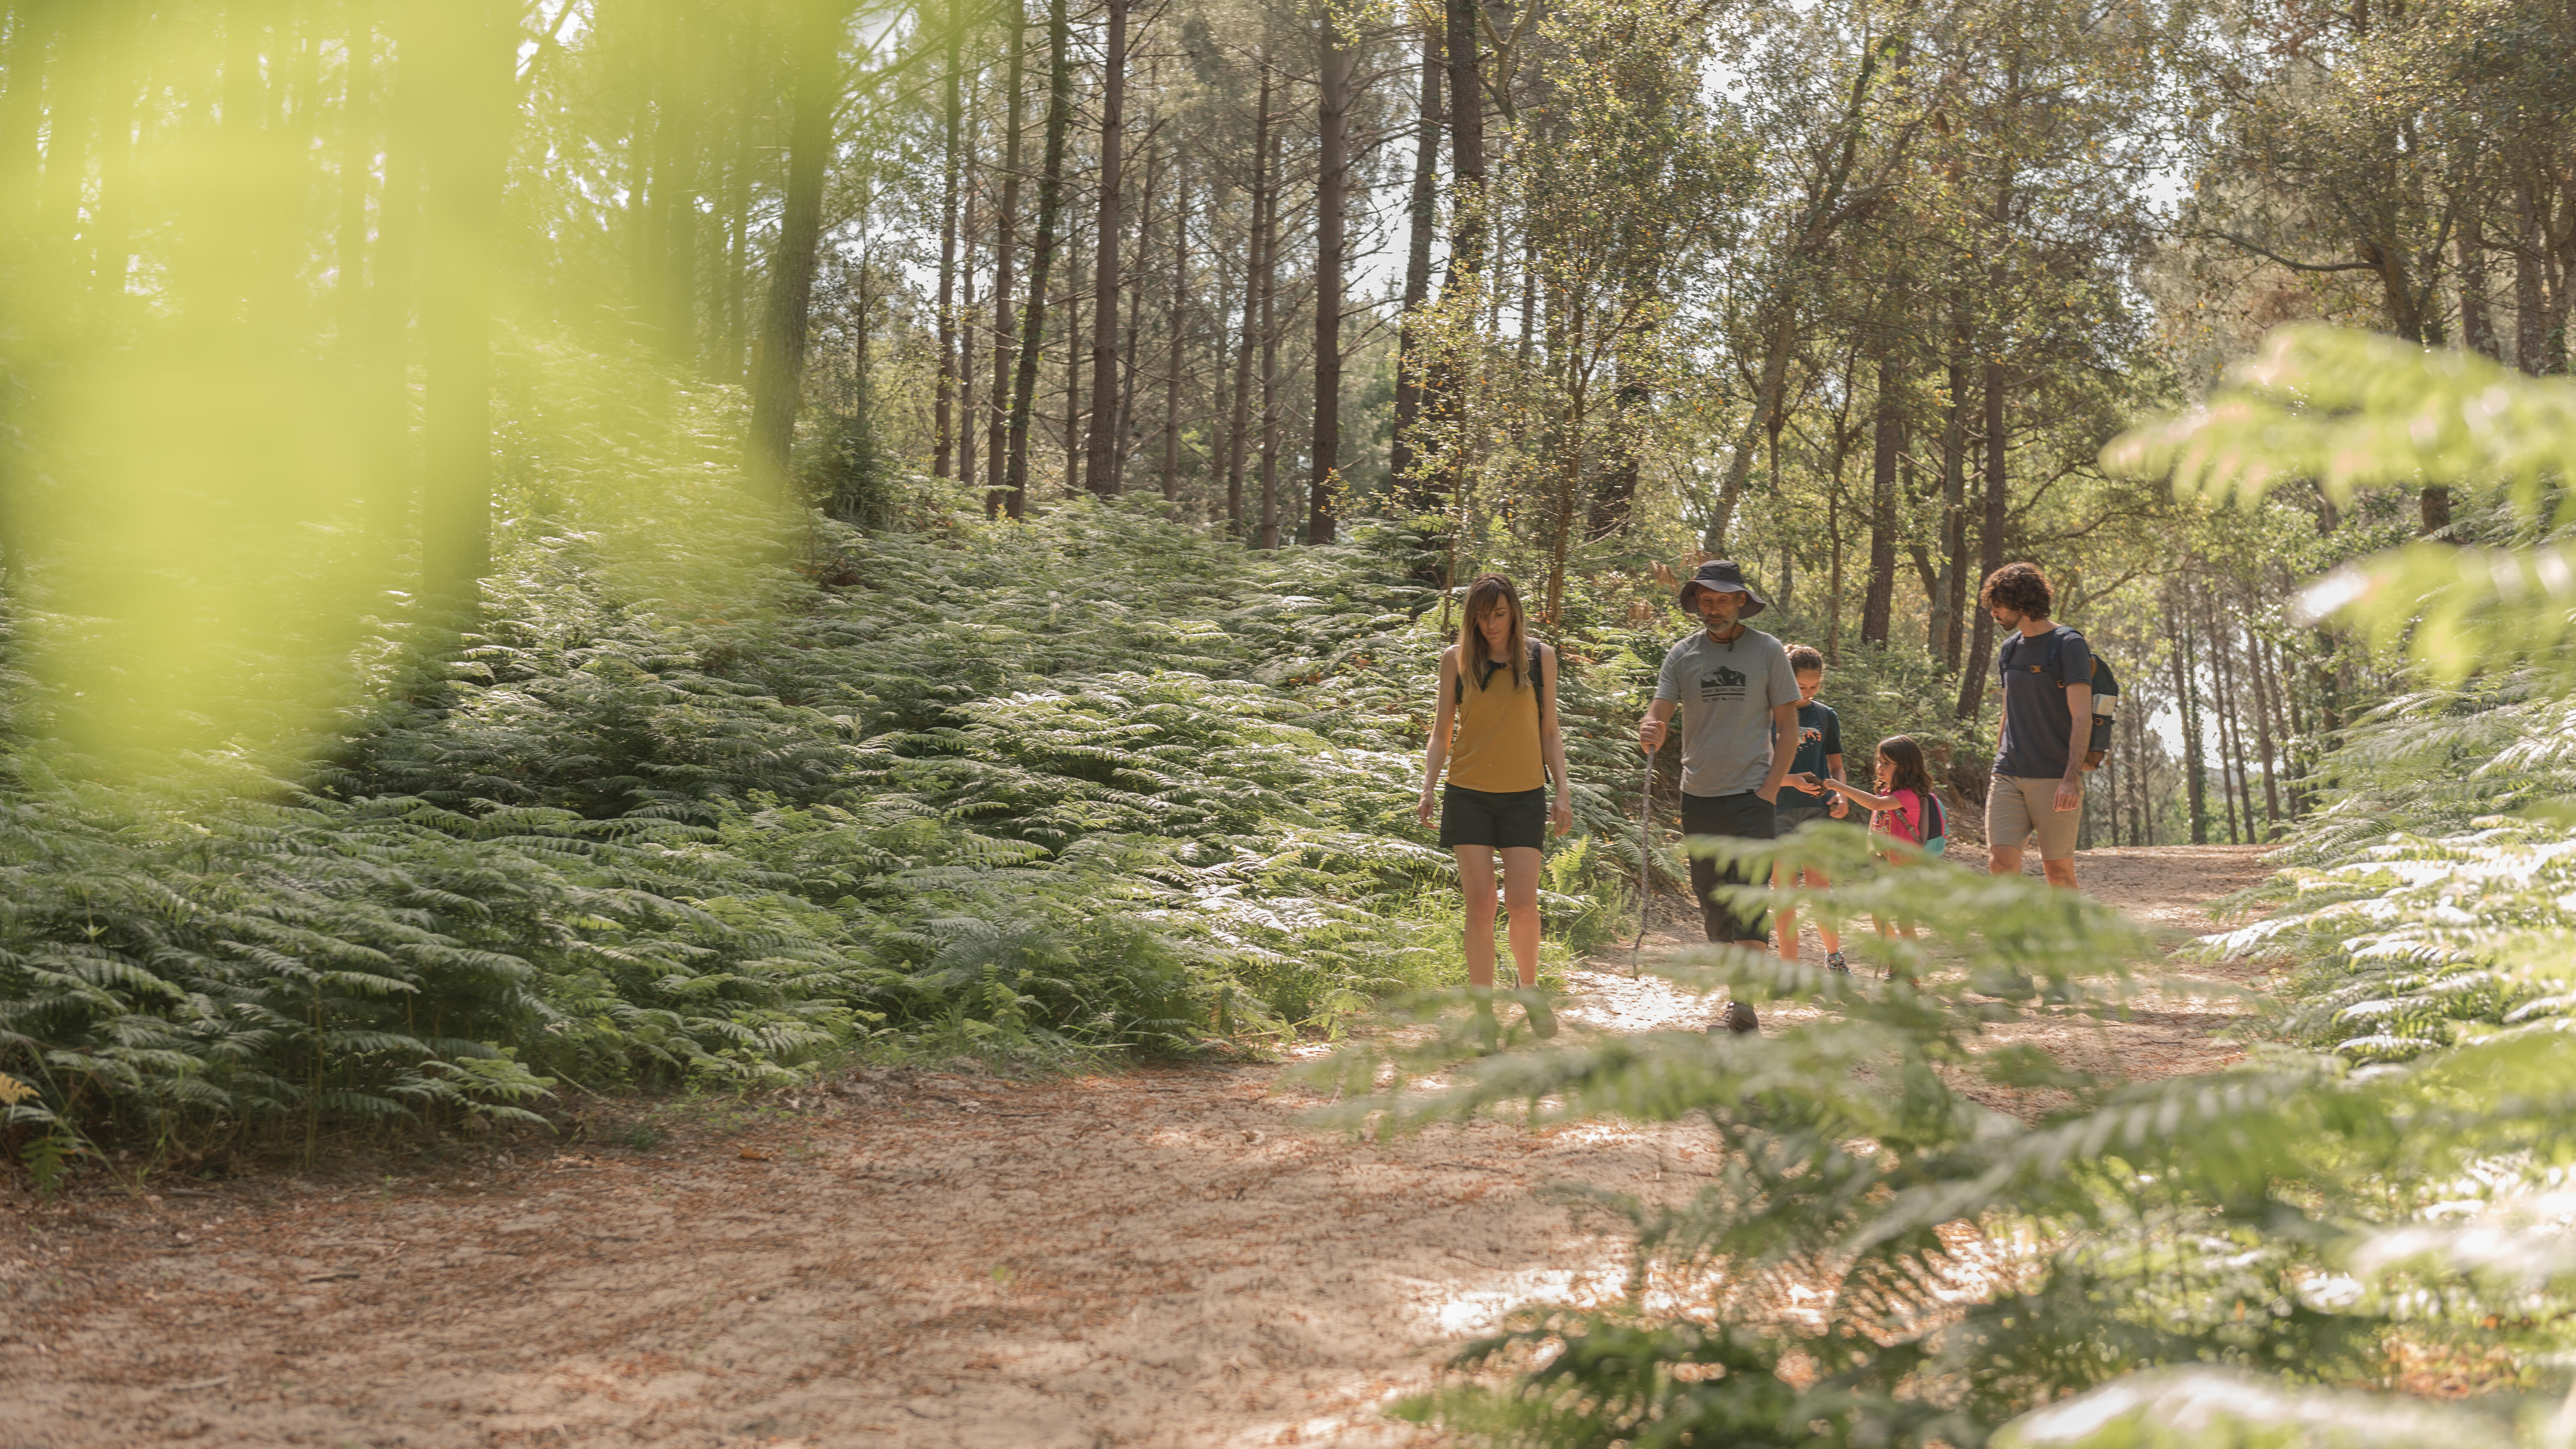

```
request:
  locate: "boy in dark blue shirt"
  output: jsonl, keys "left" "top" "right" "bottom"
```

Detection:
{"left": 1772, "top": 645, "right": 1849, "bottom": 971}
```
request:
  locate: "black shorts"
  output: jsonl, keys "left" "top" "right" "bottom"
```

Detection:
{"left": 1680, "top": 790, "right": 1777, "bottom": 944}
{"left": 1439, "top": 784, "right": 1547, "bottom": 850}
{"left": 1775, "top": 800, "right": 1830, "bottom": 832}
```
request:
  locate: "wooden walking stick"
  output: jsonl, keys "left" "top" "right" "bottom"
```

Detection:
{"left": 1631, "top": 743, "right": 1657, "bottom": 978}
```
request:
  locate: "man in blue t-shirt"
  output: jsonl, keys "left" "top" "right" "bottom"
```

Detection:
{"left": 1980, "top": 561, "right": 2091, "bottom": 889}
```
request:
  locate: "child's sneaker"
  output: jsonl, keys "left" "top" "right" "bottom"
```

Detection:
{"left": 1711, "top": 999, "right": 1760, "bottom": 1035}
{"left": 1826, "top": 951, "right": 1850, "bottom": 974}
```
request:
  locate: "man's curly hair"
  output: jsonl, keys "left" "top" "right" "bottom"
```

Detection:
{"left": 1979, "top": 561, "right": 2053, "bottom": 618}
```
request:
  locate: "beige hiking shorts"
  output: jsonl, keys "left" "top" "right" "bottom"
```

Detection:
{"left": 1986, "top": 775, "right": 2082, "bottom": 860}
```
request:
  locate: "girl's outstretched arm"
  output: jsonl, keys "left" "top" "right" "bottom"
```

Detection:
{"left": 1419, "top": 646, "right": 1459, "bottom": 828}
{"left": 1792, "top": 771, "right": 1896, "bottom": 811}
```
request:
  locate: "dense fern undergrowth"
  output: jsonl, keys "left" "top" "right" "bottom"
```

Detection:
{"left": 0, "top": 483, "right": 1680, "bottom": 1163}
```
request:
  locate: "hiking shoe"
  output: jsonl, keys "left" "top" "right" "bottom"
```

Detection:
{"left": 1711, "top": 999, "right": 1760, "bottom": 1035}
{"left": 1469, "top": 997, "right": 1501, "bottom": 1052}
{"left": 1826, "top": 951, "right": 1850, "bottom": 975}
{"left": 1525, "top": 995, "right": 1559, "bottom": 1040}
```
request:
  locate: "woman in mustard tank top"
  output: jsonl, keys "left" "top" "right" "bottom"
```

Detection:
{"left": 1414, "top": 574, "right": 1573, "bottom": 1040}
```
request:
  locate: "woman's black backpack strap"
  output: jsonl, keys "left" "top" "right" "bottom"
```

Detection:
{"left": 1457, "top": 641, "right": 1549, "bottom": 702}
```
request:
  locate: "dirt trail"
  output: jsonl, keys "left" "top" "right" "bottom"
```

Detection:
{"left": 0, "top": 845, "right": 2275, "bottom": 1449}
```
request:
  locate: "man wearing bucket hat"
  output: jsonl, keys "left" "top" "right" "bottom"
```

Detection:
{"left": 1638, "top": 561, "right": 1801, "bottom": 951}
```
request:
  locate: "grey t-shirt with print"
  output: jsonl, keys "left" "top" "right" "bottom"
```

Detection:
{"left": 1654, "top": 627, "right": 1800, "bottom": 797}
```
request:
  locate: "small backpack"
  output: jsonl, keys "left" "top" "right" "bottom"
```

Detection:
{"left": 2001, "top": 630, "right": 2121, "bottom": 770}
{"left": 1881, "top": 790, "right": 1946, "bottom": 856}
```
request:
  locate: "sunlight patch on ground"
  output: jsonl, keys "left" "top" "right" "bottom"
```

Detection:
{"left": 1402, "top": 1258, "right": 1631, "bottom": 1336}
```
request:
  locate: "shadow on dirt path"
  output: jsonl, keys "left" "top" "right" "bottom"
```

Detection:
{"left": 0, "top": 844, "right": 2278, "bottom": 1449}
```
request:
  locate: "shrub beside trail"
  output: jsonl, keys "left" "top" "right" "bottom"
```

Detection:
{"left": 0, "top": 498, "right": 1656, "bottom": 1165}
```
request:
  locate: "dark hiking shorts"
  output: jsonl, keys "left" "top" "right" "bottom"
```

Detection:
{"left": 1774, "top": 801, "right": 1831, "bottom": 833}
{"left": 1680, "top": 790, "right": 1777, "bottom": 944}
{"left": 1440, "top": 784, "right": 1548, "bottom": 851}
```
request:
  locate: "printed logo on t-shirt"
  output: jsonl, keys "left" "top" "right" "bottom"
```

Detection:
{"left": 1698, "top": 665, "right": 1748, "bottom": 700}
{"left": 1798, "top": 725, "right": 1823, "bottom": 746}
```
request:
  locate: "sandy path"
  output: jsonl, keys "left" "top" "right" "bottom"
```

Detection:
{"left": 0, "top": 845, "right": 2275, "bottom": 1449}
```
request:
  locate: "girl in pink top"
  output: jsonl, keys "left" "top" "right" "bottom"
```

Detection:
{"left": 1790, "top": 734, "right": 1941, "bottom": 961}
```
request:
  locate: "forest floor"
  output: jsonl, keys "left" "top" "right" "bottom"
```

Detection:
{"left": 0, "top": 844, "right": 2276, "bottom": 1449}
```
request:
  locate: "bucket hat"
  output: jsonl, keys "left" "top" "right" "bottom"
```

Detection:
{"left": 1676, "top": 559, "right": 1768, "bottom": 618}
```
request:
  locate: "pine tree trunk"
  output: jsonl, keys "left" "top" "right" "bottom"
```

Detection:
{"left": 36, "top": 2, "right": 93, "bottom": 261}
{"left": 1938, "top": 331, "right": 1969, "bottom": 667}
{"left": 662, "top": 7, "right": 701, "bottom": 367}
{"left": 641, "top": 3, "right": 698, "bottom": 364}
{"left": 744, "top": 0, "right": 848, "bottom": 508}
{"left": 1115, "top": 139, "right": 1155, "bottom": 474}
{"left": 1954, "top": 128, "right": 2015, "bottom": 712}
{"left": 1205, "top": 184, "right": 1237, "bottom": 520}
{"left": 1425, "top": 0, "right": 1485, "bottom": 511}
{"left": 1586, "top": 375, "right": 1647, "bottom": 538}
{"left": 2516, "top": 180, "right": 2549, "bottom": 374}
{"left": 416, "top": 0, "right": 513, "bottom": 603}
{"left": 1861, "top": 352, "right": 1900, "bottom": 644}
{"left": 2245, "top": 600, "right": 2283, "bottom": 833}
{"left": 2263, "top": 630, "right": 2302, "bottom": 817}
{"left": 335, "top": 0, "right": 375, "bottom": 346}
{"left": 723, "top": 13, "right": 761, "bottom": 382}
{"left": 366, "top": 4, "right": 424, "bottom": 544}
{"left": 2461, "top": 201, "right": 2498, "bottom": 360}
{"left": 2198, "top": 590, "right": 2243, "bottom": 843}
{"left": 1443, "top": 0, "right": 1486, "bottom": 287}
{"left": 1065, "top": 251, "right": 1083, "bottom": 492}
{"left": 1954, "top": 351, "right": 2007, "bottom": 720}
{"left": 2217, "top": 606, "right": 2258, "bottom": 838}
{"left": 1079, "top": 0, "right": 1127, "bottom": 495}
{"left": 1256, "top": 128, "right": 1282, "bottom": 551}
{"left": 1004, "top": 0, "right": 1071, "bottom": 508}
{"left": 1161, "top": 163, "right": 1189, "bottom": 502}
{"left": 852, "top": 259, "right": 872, "bottom": 409}
{"left": 1225, "top": 62, "right": 1273, "bottom": 539}
{"left": 960, "top": 164, "right": 980, "bottom": 492}
{"left": 988, "top": 8, "right": 1027, "bottom": 517}
{"left": 1825, "top": 422, "right": 1850, "bottom": 665}
{"left": 934, "top": 0, "right": 963, "bottom": 477}
{"left": 1389, "top": 20, "right": 1440, "bottom": 506}
{"left": 0, "top": 5, "right": 51, "bottom": 226}
{"left": 1309, "top": 15, "right": 1348, "bottom": 546}
{"left": 2171, "top": 592, "right": 2207, "bottom": 844}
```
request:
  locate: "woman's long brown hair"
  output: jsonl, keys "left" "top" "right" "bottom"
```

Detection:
{"left": 1456, "top": 573, "right": 1530, "bottom": 691}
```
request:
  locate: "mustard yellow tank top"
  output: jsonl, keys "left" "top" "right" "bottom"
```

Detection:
{"left": 1446, "top": 642, "right": 1547, "bottom": 793}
